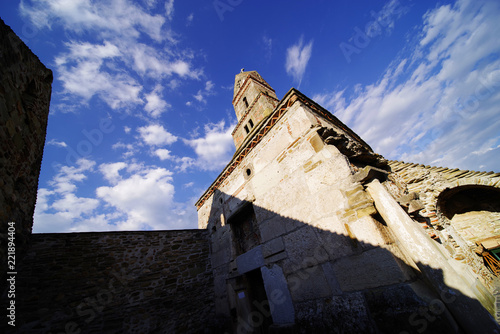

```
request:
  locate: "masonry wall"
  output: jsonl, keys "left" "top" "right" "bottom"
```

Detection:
{"left": 0, "top": 18, "right": 53, "bottom": 283}
{"left": 0, "top": 230, "right": 215, "bottom": 334}
{"left": 388, "top": 160, "right": 500, "bottom": 307}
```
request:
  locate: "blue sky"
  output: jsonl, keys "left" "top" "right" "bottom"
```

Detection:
{"left": 1, "top": 0, "right": 499, "bottom": 233}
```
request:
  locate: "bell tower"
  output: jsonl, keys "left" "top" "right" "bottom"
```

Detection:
{"left": 231, "top": 70, "right": 279, "bottom": 149}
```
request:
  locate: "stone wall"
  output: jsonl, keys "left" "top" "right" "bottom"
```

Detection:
{"left": 0, "top": 18, "right": 53, "bottom": 284}
{"left": 388, "top": 160, "right": 500, "bottom": 303}
{"left": 0, "top": 230, "right": 215, "bottom": 333}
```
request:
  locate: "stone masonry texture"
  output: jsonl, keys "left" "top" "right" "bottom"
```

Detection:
{"left": 0, "top": 18, "right": 53, "bottom": 285}
{"left": 0, "top": 230, "right": 215, "bottom": 333}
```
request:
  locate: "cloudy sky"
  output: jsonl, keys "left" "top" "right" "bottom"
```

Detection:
{"left": 1, "top": 0, "right": 499, "bottom": 233}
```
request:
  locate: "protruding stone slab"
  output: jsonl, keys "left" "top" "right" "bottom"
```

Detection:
{"left": 261, "top": 265, "right": 295, "bottom": 324}
{"left": 236, "top": 245, "right": 264, "bottom": 274}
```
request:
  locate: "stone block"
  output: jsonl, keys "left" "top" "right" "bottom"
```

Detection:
{"left": 265, "top": 251, "right": 288, "bottom": 264}
{"left": 254, "top": 204, "right": 278, "bottom": 223}
{"left": 364, "top": 284, "right": 458, "bottom": 334}
{"left": 332, "top": 248, "right": 407, "bottom": 292}
{"left": 259, "top": 217, "right": 288, "bottom": 242}
{"left": 398, "top": 192, "right": 418, "bottom": 205}
{"left": 263, "top": 237, "right": 285, "bottom": 258}
{"left": 307, "top": 131, "right": 324, "bottom": 153}
{"left": 347, "top": 216, "right": 387, "bottom": 247}
{"left": 321, "top": 262, "right": 343, "bottom": 296}
{"left": 282, "top": 226, "right": 323, "bottom": 273}
{"left": 261, "top": 265, "right": 295, "bottom": 324}
{"left": 211, "top": 248, "right": 231, "bottom": 269}
{"left": 314, "top": 227, "right": 355, "bottom": 261}
{"left": 408, "top": 199, "right": 425, "bottom": 213}
{"left": 314, "top": 187, "right": 346, "bottom": 217}
{"left": 286, "top": 265, "right": 332, "bottom": 302}
{"left": 345, "top": 184, "right": 364, "bottom": 198}
{"left": 294, "top": 292, "right": 373, "bottom": 333}
{"left": 352, "top": 166, "right": 389, "bottom": 184}
{"left": 236, "top": 245, "right": 264, "bottom": 274}
{"left": 347, "top": 189, "right": 372, "bottom": 207}
{"left": 356, "top": 204, "right": 377, "bottom": 218}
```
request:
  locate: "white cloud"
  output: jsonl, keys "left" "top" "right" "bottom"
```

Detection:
{"left": 165, "top": 0, "right": 174, "bottom": 20}
{"left": 186, "top": 13, "right": 194, "bottom": 25}
{"left": 47, "top": 139, "right": 68, "bottom": 148}
{"left": 173, "top": 156, "right": 196, "bottom": 172}
{"left": 99, "top": 162, "right": 127, "bottom": 184}
{"left": 55, "top": 41, "right": 143, "bottom": 109}
{"left": 34, "top": 159, "right": 198, "bottom": 232}
{"left": 285, "top": 36, "right": 313, "bottom": 86}
{"left": 262, "top": 35, "right": 273, "bottom": 61}
{"left": 144, "top": 85, "right": 170, "bottom": 118}
{"left": 314, "top": 0, "right": 500, "bottom": 172}
{"left": 192, "top": 80, "right": 216, "bottom": 104}
{"left": 20, "top": 0, "right": 166, "bottom": 42}
{"left": 96, "top": 166, "right": 178, "bottom": 230}
{"left": 34, "top": 158, "right": 101, "bottom": 232}
{"left": 51, "top": 193, "right": 99, "bottom": 220}
{"left": 112, "top": 142, "right": 136, "bottom": 158}
{"left": 20, "top": 0, "right": 202, "bottom": 111}
{"left": 154, "top": 148, "right": 173, "bottom": 160}
{"left": 49, "top": 159, "right": 96, "bottom": 194}
{"left": 185, "top": 120, "right": 235, "bottom": 171}
{"left": 138, "top": 124, "right": 178, "bottom": 146}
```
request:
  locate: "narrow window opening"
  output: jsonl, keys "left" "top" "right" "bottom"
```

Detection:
{"left": 249, "top": 119, "right": 254, "bottom": 128}
{"left": 228, "top": 204, "right": 260, "bottom": 255}
{"left": 243, "top": 96, "right": 249, "bottom": 109}
{"left": 244, "top": 125, "right": 249, "bottom": 134}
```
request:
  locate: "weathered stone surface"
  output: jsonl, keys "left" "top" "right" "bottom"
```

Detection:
{"left": 261, "top": 265, "right": 295, "bottom": 324}
{"left": 282, "top": 227, "right": 323, "bottom": 274}
{"left": 320, "top": 262, "right": 343, "bottom": 296}
{"left": 365, "top": 283, "right": 459, "bottom": 334}
{"left": 294, "top": 293, "right": 375, "bottom": 333}
{"left": 0, "top": 19, "right": 52, "bottom": 285}
{"left": 332, "top": 247, "right": 407, "bottom": 291}
{"left": 353, "top": 165, "right": 389, "bottom": 184}
{"left": 286, "top": 265, "right": 332, "bottom": 302}
{"left": 408, "top": 199, "right": 425, "bottom": 213}
{"left": 262, "top": 237, "right": 285, "bottom": 258}
{"left": 0, "top": 230, "right": 215, "bottom": 333}
{"left": 236, "top": 245, "right": 264, "bottom": 274}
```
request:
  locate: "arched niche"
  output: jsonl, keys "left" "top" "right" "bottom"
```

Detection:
{"left": 437, "top": 185, "right": 500, "bottom": 247}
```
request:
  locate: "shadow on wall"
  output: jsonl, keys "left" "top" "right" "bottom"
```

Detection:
{"left": 0, "top": 190, "right": 498, "bottom": 333}
{"left": 0, "top": 230, "right": 215, "bottom": 334}
{"left": 206, "top": 188, "right": 500, "bottom": 334}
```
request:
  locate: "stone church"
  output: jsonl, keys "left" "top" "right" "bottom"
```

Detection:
{"left": 2, "top": 19, "right": 500, "bottom": 333}
{"left": 195, "top": 70, "right": 500, "bottom": 333}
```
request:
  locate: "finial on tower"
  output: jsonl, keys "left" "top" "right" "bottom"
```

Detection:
{"left": 240, "top": 68, "right": 245, "bottom": 73}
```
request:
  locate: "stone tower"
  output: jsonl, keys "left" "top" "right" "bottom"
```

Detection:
{"left": 231, "top": 71, "right": 279, "bottom": 150}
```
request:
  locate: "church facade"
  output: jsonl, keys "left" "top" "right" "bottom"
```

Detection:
{"left": 195, "top": 70, "right": 500, "bottom": 333}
